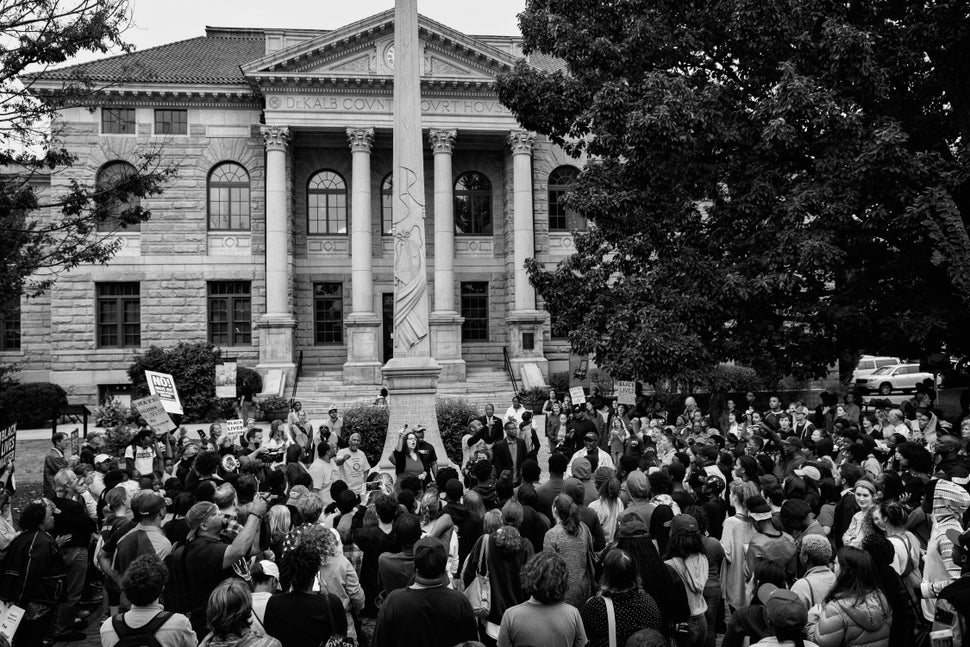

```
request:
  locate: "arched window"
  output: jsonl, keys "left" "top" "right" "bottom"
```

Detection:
{"left": 454, "top": 171, "right": 492, "bottom": 235}
{"left": 547, "top": 165, "right": 585, "bottom": 231}
{"left": 307, "top": 170, "right": 348, "bottom": 234}
{"left": 95, "top": 161, "right": 140, "bottom": 231}
{"left": 380, "top": 173, "right": 393, "bottom": 235}
{"left": 208, "top": 162, "right": 251, "bottom": 230}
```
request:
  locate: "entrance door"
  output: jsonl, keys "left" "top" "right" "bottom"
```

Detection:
{"left": 382, "top": 293, "right": 394, "bottom": 362}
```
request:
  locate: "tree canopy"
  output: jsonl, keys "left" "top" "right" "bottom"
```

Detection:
{"left": 1, "top": 0, "right": 175, "bottom": 306}
{"left": 497, "top": 0, "right": 970, "bottom": 387}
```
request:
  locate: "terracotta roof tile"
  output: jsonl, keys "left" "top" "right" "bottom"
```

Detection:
{"left": 31, "top": 34, "right": 266, "bottom": 86}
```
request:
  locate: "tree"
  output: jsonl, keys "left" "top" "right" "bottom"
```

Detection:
{"left": 1, "top": 0, "right": 176, "bottom": 307}
{"left": 497, "top": 0, "right": 970, "bottom": 389}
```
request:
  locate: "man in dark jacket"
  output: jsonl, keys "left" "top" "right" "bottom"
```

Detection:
{"left": 51, "top": 468, "right": 97, "bottom": 641}
{"left": 493, "top": 422, "right": 527, "bottom": 485}
{"left": 829, "top": 463, "right": 863, "bottom": 550}
{"left": 351, "top": 492, "right": 400, "bottom": 645}
{"left": 477, "top": 404, "right": 505, "bottom": 444}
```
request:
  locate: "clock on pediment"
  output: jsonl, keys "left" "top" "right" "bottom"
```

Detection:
{"left": 383, "top": 43, "right": 394, "bottom": 69}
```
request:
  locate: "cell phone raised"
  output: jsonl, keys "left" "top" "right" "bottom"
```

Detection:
{"left": 365, "top": 481, "right": 383, "bottom": 492}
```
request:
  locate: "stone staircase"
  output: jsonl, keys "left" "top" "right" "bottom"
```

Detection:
{"left": 292, "top": 366, "right": 517, "bottom": 416}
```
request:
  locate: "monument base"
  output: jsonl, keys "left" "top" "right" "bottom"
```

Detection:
{"left": 343, "top": 314, "right": 383, "bottom": 385}
{"left": 378, "top": 355, "right": 451, "bottom": 469}
{"left": 256, "top": 315, "right": 297, "bottom": 385}
{"left": 430, "top": 311, "right": 466, "bottom": 382}
{"left": 506, "top": 310, "right": 549, "bottom": 381}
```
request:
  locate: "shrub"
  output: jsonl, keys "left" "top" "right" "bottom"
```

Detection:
{"left": 257, "top": 396, "right": 290, "bottom": 412}
{"left": 343, "top": 404, "right": 389, "bottom": 467}
{"left": 517, "top": 387, "right": 549, "bottom": 414}
{"left": 128, "top": 342, "right": 252, "bottom": 423}
{"left": 0, "top": 382, "right": 68, "bottom": 428}
{"left": 436, "top": 398, "right": 480, "bottom": 465}
{"left": 103, "top": 423, "right": 135, "bottom": 458}
{"left": 548, "top": 371, "right": 570, "bottom": 394}
{"left": 93, "top": 398, "right": 139, "bottom": 428}
{"left": 707, "top": 364, "right": 765, "bottom": 393}
{"left": 236, "top": 367, "right": 262, "bottom": 401}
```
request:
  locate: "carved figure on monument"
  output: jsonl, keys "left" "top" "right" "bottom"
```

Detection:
{"left": 392, "top": 165, "right": 429, "bottom": 349}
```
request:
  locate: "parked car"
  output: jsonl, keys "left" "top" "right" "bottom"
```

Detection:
{"left": 941, "top": 357, "right": 970, "bottom": 389}
{"left": 855, "top": 363, "right": 941, "bottom": 395}
{"left": 852, "top": 355, "right": 902, "bottom": 383}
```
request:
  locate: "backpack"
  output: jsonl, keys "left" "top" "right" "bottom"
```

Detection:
{"left": 111, "top": 611, "right": 174, "bottom": 647}
{"left": 163, "top": 542, "right": 193, "bottom": 614}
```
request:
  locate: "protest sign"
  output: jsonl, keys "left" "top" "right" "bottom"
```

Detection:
{"left": 0, "top": 602, "right": 24, "bottom": 645}
{"left": 0, "top": 424, "right": 15, "bottom": 469}
{"left": 70, "top": 429, "right": 80, "bottom": 457}
{"left": 569, "top": 386, "right": 587, "bottom": 405}
{"left": 225, "top": 419, "right": 245, "bottom": 443}
{"left": 615, "top": 380, "right": 636, "bottom": 405}
{"left": 145, "top": 371, "right": 183, "bottom": 415}
{"left": 215, "top": 360, "right": 237, "bottom": 399}
{"left": 133, "top": 395, "right": 177, "bottom": 434}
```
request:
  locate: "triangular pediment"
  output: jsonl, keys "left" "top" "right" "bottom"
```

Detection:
{"left": 241, "top": 10, "right": 519, "bottom": 84}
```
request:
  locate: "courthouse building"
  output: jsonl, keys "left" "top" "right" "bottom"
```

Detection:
{"left": 9, "top": 10, "right": 589, "bottom": 402}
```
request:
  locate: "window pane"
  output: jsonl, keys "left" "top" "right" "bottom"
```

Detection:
{"left": 460, "top": 282, "right": 489, "bottom": 341}
{"left": 207, "top": 282, "right": 251, "bottom": 345}
{"left": 96, "top": 283, "right": 139, "bottom": 348}
{"left": 314, "top": 283, "right": 343, "bottom": 344}
{"left": 96, "top": 161, "right": 141, "bottom": 231}
{"left": 208, "top": 163, "right": 250, "bottom": 230}
{"left": 308, "top": 171, "right": 348, "bottom": 236}
{"left": 454, "top": 172, "right": 491, "bottom": 235}
{"left": 381, "top": 175, "right": 393, "bottom": 234}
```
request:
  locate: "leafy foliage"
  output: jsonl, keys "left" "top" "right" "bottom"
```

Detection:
{"left": 499, "top": 0, "right": 970, "bottom": 388}
{"left": 0, "top": 382, "right": 68, "bottom": 428}
{"left": 436, "top": 398, "right": 480, "bottom": 465}
{"left": 516, "top": 387, "right": 549, "bottom": 414}
{"left": 343, "top": 404, "right": 389, "bottom": 467}
{"left": 548, "top": 371, "right": 570, "bottom": 394}
{"left": 103, "top": 423, "right": 134, "bottom": 458}
{"left": 257, "top": 396, "right": 290, "bottom": 412}
{"left": 92, "top": 397, "right": 138, "bottom": 428}
{"left": 127, "top": 342, "right": 243, "bottom": 423}
{"left": 706, "top": 365, "right": 767, "bottom": 394}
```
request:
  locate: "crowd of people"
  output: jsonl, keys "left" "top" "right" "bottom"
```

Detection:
{"left": 1, "top": 386, "right": 969, "bottom": 647}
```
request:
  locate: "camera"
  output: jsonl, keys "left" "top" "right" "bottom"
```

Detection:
{"left": 365, "top": 481, "right": 383, "bottom": 492}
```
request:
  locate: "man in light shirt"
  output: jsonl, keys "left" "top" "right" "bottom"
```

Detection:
{"left": 335, "top": 432, "right": 370, "bottom": 493}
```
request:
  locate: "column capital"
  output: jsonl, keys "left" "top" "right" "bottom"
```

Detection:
{"left": 346, "top": 127, "right": 375, "bottom": 153}
{"left": 260, "top": 126, "right": 291, "bottom": 152}
{"left": 428, "top": 128, "right": 457, "bottom": 154}
{"left": 508, "top": 130, "right": 535, "bottom": 154}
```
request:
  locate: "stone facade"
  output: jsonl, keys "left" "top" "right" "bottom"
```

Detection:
{"left": 12, "top": 13, "right": 585, "bottom": 403}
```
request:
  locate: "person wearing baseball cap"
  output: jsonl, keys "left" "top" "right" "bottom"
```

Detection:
{"left": 171, "top": 495, "right": 268, "bottom": 637}
{"left": 753, "top": 584, "right": 816, "bottom": 647}
{"left": 371, "top": 537, "right": 478, "bottom": 647}
{"left": 106, "top": 490, "right": 171, "bottom": 597}
{"left": 664, "top": 514, "right": 711, "bottom": 640}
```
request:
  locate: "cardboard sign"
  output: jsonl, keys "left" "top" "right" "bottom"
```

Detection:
{"left": 0, "top": 424, "right": 15, "bottom": 468}
{"left": 145, "top": 371, "right": 183, "bottom": 415}
{"left": 225, "top": 419, "right": 245, "bottom": 442}
{"left": 569, "top": 386, "right": 587, "bottom": 405}
{"left": 70, "top": 429, "right": 80, "bottom": 457}
{"left": 215, "top": 360, "right": 237, "bottom": 399}
{"left": 616, "top": 380, "right": 636, "bottom": 405}
{"left": 0, "top": 602, "right": 24, "bottom": 644}
{"left": 133, "top": 395, "right": 177, "bottom": 434}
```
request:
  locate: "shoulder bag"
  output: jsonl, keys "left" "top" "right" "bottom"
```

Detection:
{"left": 463, "top": 536, "right": 491, "bottom": 618}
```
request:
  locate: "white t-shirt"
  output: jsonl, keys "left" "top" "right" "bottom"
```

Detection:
{"left": 307, "top": 458, "right": 339, "bottom": 505}
{"left": 124, "top": 445, "right": 156, "bottom": 476}
{"left": 336, "top": 448, "right": 368, "bottom": 493}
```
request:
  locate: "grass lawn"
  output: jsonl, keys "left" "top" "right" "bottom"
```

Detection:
{"left": 9, "top": 439, "right": 50, "bottom": 526}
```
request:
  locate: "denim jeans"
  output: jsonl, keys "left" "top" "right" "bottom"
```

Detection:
{"left": 53, "top": 546, "right": 88, "bottom": 635}
{"left": 676, "top": 613, "right": 708, "bottom": 647}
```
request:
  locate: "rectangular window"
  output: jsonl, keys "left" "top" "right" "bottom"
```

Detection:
{"left": 96, "top": 283, "right": 140, "bottom": 348}
{"left": 154, "top": 109, "right": 187, "bottom": 135}
{"left": 101, "top": 108, "right": 136, "bottom": 135}
{"left": 460, "top": 282, "right": 489, "bottom": 341}
{"left": 313, "top": 283, "right": 344, "bottom": 344}
{"left": 208, "top": 282, "right": 252, "bottom": 346}
{"left": 1, "top": 299, "right": 21, "bottom": 351}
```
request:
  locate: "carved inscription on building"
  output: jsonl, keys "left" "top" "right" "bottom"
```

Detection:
{"left": 267, "top": 94, "right": 512, "bottom": 115}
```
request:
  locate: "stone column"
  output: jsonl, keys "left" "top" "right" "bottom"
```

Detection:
{"left": 428, "top": 128, "right": 465, "bottom": 382}
{"left": 506, "top": 129, "right": 549, "bottom": 384}
{"left": 256, "top": 125, "right": 297, "bottom": 383}
{"left": 343, "top": 127, "right": 382, "bottom": 384}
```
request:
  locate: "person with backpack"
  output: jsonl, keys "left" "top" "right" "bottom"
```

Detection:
{"left": 99, "top": 554, "right": 196, "bottom": 647}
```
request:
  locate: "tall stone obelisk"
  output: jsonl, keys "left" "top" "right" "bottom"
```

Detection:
{"left": 379, "top": 0, "right": 450, "bottom": 468}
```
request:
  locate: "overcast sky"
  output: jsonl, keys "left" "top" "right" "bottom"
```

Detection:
{"left": 115, "top": 0, "right": 525, "bottom": 56}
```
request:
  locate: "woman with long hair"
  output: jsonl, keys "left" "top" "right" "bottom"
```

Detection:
{"left": 806, "top": 547, "right": 892, "bottom": 647}
{"left": 664, "top": 514, "right": 710, "bottom": 647}
{"left": 590, "top": 474, "right": 624, "bottom": 543}
{"left": 862, "top": 535, "right": 915, "bottom": 647}
{"left": 98, "top": 485, "right": 135, "bottom": 616}
{"left": 581, "top": 548, "right": 663, "bottom": 647}
{"left": 842, "top": 480, "right": 878, "bottom": 549}
{"left": 462, "top": 499, "right": 534, "bottom": 642}
{"left": 392, "top": 429, "right": 429, "bottom": 485}
{"left": 201, "top": 579, "right": 281, "bottom": 647}
{"left": 300, "top": 526, "right": 364, "bottom": 642}
{"left": 497, "top": 550, "right": 587, "bottom": 647}
{"left": 543, "top": 494, "right": 595, "bottom": 609}
{"left": 872, "top": 500, "right": 922, "bottom": 586}
{"left": 615, "top": 513, "right": 684, "bottom": 637}
{"left": 266, "top": 504, "right": 291, "bottom": 561}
